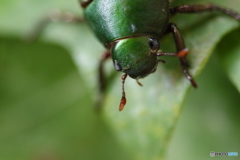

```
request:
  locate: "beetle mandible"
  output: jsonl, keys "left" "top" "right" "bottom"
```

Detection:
{"left": 80, "top": 0, "right": 240, "bottom": 111}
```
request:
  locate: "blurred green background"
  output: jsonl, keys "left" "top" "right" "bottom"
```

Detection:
{"left": 0, "top": 0, "right": 240, "bottom": 160}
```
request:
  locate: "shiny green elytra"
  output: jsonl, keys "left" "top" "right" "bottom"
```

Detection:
{"left": 83, "top": 0, "right": 169, "bottom": 79}
{"left": 83, "top": 0, "right": 169, "bottom": 45}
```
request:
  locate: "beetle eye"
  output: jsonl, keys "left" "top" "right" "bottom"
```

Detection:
{"left": 148, "top": 38, "right": 159, "bottom": 51}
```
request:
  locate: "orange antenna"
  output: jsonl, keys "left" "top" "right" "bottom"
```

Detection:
{"left": 119, "top": 74, "right": 128, "bottom": 111}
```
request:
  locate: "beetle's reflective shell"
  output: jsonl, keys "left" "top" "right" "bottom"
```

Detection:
{"left": 84, "top": 0, "right": 170, "bottom": 46}
{"left": 111, "top": 36, "right": 159, "bottom": 79}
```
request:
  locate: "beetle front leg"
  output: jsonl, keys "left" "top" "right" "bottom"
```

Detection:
{"left": 95, "top": 51, "right": 111, "bottom": 111}
{"left": 25, "top": 10, "right": 84, "bottom": 42}
{"left": 170, "top": 4, "right": 240, "bottom": 21}
{"left": 166, "top": 23, "right": 198, "bottom": 88}
{"left": 99, "top": 51, "right": 111, "bottom": 92}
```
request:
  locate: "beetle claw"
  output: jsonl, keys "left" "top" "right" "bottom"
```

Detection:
{"left": 136, "top": 79, "right": 143, "bottom": 86}
{"left": 158, "top": 59, "right": 166, "bottom": 64}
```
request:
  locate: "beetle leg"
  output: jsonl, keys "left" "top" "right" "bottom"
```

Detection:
{"left": 25, "top": 10, "right": 84, "bottom": 42}
{"left": 99, "top": 51, "right": 111, "bottom": 92}
{"left": 80, "top": 0, "right": 94, "bottom": 8}
{"left": 95, "top": 51, "right": 111, "bottom": 111}
{"left": 170, "top": 4, "right": 240, "bottom": 21}
{"left": 167, "top": 23, "right": 197, "bottom": 88}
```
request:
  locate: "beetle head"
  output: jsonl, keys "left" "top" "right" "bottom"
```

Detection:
{"left": 111, "top": 36, "right": 160, "bottom": 79}
{"left": 111, "top": 36, "right": 159, "bottom": 79}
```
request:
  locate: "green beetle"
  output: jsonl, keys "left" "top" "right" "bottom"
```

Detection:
{"left": 80, "top": 0, "right": 240, "bottom": 111}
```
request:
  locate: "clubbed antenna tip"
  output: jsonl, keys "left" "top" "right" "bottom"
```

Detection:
{"left": 119, "top": 74, "right": 128, "bottom": 111}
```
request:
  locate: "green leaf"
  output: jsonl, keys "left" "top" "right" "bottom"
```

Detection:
{"left": 0, "top": 37, "right": 131, "bottom": 160}
{"left": 0, "top": 0, "right": 239, "bottom": 160}
{"left": 216, "top": 29, "right": 240, "bottom": 92}
{"left": 167, "top": 56, "right": 240, "bottom": 160}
